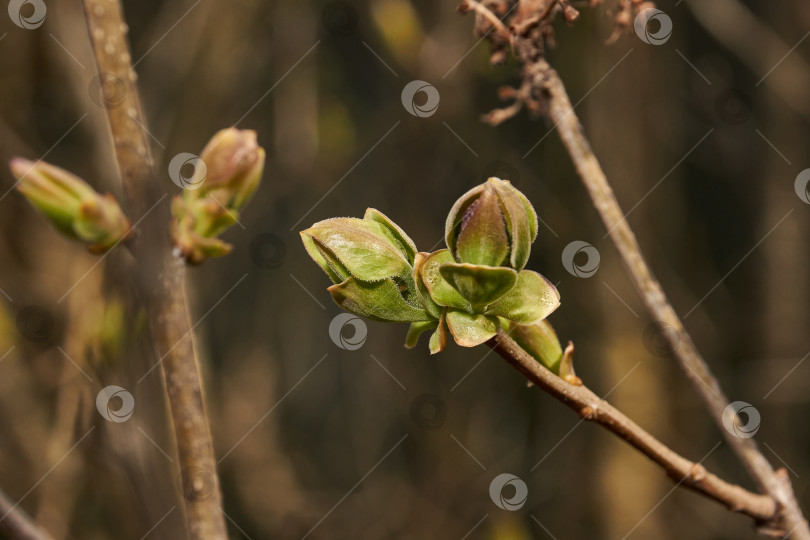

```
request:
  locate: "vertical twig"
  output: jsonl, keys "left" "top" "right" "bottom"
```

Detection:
{"left": 535, "top": 58, "right": 809, "bottom": 538}
{"left": 0, "top": 487, "right": 54, "bottom": 540}
{"left": 81, "top": 1, "right": 228, "bottom": 538}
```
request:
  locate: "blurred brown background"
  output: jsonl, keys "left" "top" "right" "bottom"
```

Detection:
{"left": 1, "top": 0, "right": 810, "bottom": 538}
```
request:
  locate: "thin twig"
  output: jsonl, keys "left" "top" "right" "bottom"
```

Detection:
{"left": 459, "top": 1, "right": 810, "bottom": 537}
{"left": 459, "top": 0, "right": 513, "bottom": 42}
{"left": 0, "top": 487, "right": 54, "bottom": 540}
{"left": 486, "top": 329, "right": 779, "bottom": 529}
{"left": 81, "top": 1, "right": 227, "bottom": 538}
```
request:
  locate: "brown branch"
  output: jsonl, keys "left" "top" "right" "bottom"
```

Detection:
{"left": 460, "top": 1, "right": 810, "bottom": 537}
{"left": 81, "top": 1, "right": 227, "bottom": 538}
{"left": 536, "top": 58, "right": 809, "bottom": 539}
{"left": 487, "top": 329, "right": 781, "bottom": 528}
{"left": 0, "top": 487, "right": 54, "bottom": 540}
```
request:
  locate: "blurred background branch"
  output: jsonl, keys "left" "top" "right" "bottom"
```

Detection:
{"left": 81, "top": 0, "right": 227, "bottom": 537}
{"left": 0, "top": 486, "right": 54, "bottom": 540}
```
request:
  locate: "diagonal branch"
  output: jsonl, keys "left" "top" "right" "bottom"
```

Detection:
{"left": 486, "top": 329, "right": 780, "bottom": 530}
{"left": 460, "top": 1, "right": 810, "bottom": 537}
{"left": 81, "top": 1, "right": 227, "bottom": 538}
{"left": 535, "top": 57, "right": 808, "bottom": 539}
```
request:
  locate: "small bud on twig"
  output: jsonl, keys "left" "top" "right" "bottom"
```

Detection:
{"left": 9, "top": 158, "right": 131, "bottom": 253}
{"left": 171, "top": 128, "right": 265, "bottom": 264}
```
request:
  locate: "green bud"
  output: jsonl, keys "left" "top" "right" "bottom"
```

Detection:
{"left": 445, "top": 177, "right": 538, "bottom": 270}
{"left": 505, "top": 319, "right": 579, "bottom": 384}
{"left": 301, "top": 217, "right": 413, "bottom": 283}
{"left": 171, "top": 128, "right": 265, "bottom": 264}
{"left": 414, "top": 248, "right": 560, "bottom": 348}
{"left": 299, "top": 178, "right": 559, "bottom": 357}
{"left": 301, "top": 210, "right": 432, "bottom": 324}
{"left": 10, "top": 157, "right": 131, "bottom": 253}
{"left": 185, "top": 128, "right": 265, "bottom": 209}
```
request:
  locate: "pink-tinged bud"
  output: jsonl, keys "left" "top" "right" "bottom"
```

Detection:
{"left": 189, "top": 128, "right": 265, "bottom": 212}
{"left": 445, "top": 177, "right": 538, "bottom": 270}
{"left": 171, "top": 128, "right": 266, "bottom": 264}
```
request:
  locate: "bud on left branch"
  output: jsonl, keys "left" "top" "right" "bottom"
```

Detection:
{"left": 9, "top": 158, "right": 131, "bottom": 253}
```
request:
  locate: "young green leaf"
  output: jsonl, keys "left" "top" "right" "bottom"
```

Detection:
{"left": 445, "top": 310, "right": 499, "bottom": 347}
{"left": 429, "top": 311, "right": 449, "bottom": 354}
{"left": 417, "top": 250, "right": 473, "bottom": 312}
{"left": 485, "top": 270, "right": 560, "bottom": 323}
{"left": 327, "top": 277, "right": 431, "bottom": 322}
{"left": 439, "top": 262, "right": 517, "bottom": 308}
{"left": 406, "top": 320, "right": 438, "bottom": 349}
